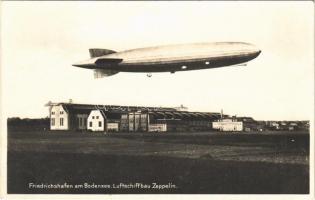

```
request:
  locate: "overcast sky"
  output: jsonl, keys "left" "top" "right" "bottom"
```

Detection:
{"left": 1, "top": 1, "right": 314, "bottom": 120}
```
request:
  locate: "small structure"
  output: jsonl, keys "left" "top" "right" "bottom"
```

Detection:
{"left": 148, "top": 124, "right": 167, "bottom": 132}
{"left": 87, "top": 110, "right": 106, "bottom": 132}
{"left": 213, "top": 116, "right": 258, "bottom": 132}
{"left": 212, "top": 118, "right": 243, "bottom": 131}
{"left": 269, "top": 121, "right": 280, "bottom": 130}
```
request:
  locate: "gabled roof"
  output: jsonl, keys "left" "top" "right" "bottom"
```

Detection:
{"left": 89, "top": 109, "right": 123, "bottom": 120}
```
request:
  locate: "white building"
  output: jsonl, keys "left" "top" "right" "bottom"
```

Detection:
{"left": 50, "top": 104, "right": 69, "bottom": 130}
{"left": 212, "top": 118, "right": 243, "bottom": 131}
{"left": 87, "top": 110, "right": 107, "bottom": 132}
{"left": 148, "top": 124, "right": 167, "bottom": 132}
{"left": 270, "top": 122, "right": 280, "bottom": 130}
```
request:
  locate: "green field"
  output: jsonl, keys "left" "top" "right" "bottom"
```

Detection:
{"left": 7, "top": 130, "right": 309, "bottom": 194}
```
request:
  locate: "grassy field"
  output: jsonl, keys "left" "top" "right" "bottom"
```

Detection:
{"left": 7, "top": 130, "right": 309, "bottom": 194}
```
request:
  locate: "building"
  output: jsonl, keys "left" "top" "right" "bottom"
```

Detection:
{"left": 148, "top": 124, "right": 167, "bottom": 132}
{"left": 212, "top": 118, "right": 243, "bottom": 131}
{"left": 49, "top": 103, "right": 98, "bottom": 130}
{"left": 48, "top": 102, "right": 182, "bottom": 131}
{"left": 212, "top": 117, "right": 257, "bottom": 132}
{"left": 120, "top": 110, "right": 223, "bottom": 132}
{"left": 50, "top": 103, "right": 69, "bottom": 130}
{"left": 87, "top": 110, "right": 106, "bottom": 132}
{"left": 48, "top": 102, "right": 224, "bottom": 132}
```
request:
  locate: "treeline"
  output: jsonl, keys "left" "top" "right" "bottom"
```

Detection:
{"left": 7, "top": 117, "right": 50, "bottom": 132}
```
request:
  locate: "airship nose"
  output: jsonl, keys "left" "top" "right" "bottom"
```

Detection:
{"left": 254, "top": 49, "right": 262, "bottom": 59}
{"left": 254, "top": 49, "right": 262, "bottom": 57}
{"left": 250, "top": 44, "right": 261, "bottom": 54}
{"left": 247, "top": 47, "right": 261, "bottom": 60}
{"left": 242, "top": 43, "right": 261, "bottom": 57}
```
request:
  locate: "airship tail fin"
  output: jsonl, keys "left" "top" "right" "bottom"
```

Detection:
{"left": 89, "top": 48, "right": 116, "bottom": 58}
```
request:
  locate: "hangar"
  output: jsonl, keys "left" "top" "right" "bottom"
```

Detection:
{"left": 48, "top": 102, "right": 225, "bottom": 132}
{"left": 119, "top": 111, "right": 223, "bottom": 132}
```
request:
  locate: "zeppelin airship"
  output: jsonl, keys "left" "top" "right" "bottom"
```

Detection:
{"left": 73, "top": 42, "right": 261, "bottom": 78}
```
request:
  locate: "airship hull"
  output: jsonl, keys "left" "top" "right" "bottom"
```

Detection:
{"left": 101, "top": 52, "right": 260, "bottom": 73}
{"left": 73, "top": 42, "right": 261, "bottom": 74}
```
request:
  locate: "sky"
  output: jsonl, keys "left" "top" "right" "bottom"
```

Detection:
{"left": 1, "top": 1, "right": 314, "bottom": 120}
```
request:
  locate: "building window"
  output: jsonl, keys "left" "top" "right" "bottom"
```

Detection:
{"left": 51, "top": 118, "right": 55, "bottom": 126}
{"left": 92, "top": 116, "right": 95, "bottom": 119}
{"left": 96, "top": 116, "right": 99, "bottom": 119}
{"left": 99, "top": 121, "right": 102, "bottom": 127}
{"left": 60, "top": 111, "right": 64, "bottom": 114}
{"left": 89, "top": 122, "right": 92, "bottom": 127}
{"left": 60, "top": 118, "right": 64, "bottom": 126}
{"left": 51, "top": 112, "right": 55, "bottom": 115}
